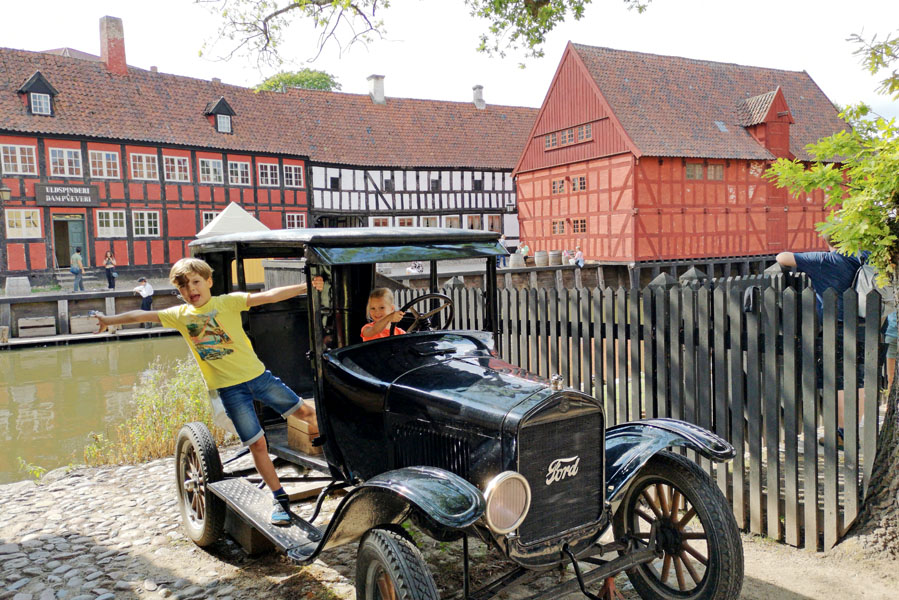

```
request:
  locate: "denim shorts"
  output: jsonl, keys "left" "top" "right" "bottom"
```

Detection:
{"left": 217, "top": 370, "right": 302, "bottom": 446}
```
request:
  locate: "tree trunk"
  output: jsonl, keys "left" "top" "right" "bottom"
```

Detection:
{"left": 838, "top": 363, "right": 899, "bottom": 558}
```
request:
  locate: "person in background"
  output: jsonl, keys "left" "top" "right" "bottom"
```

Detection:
{"left": 70, "top": 247, "right": 85, "bottom": 292}
{"left": 103, "top": 250, "right": 117, "bottom": 289}
{"left": 519, "top": 242, "right": 530, "bottom": 266}
{"left": 134, "top": 277, "right": 154, "bottom": 311}
{"left": 574, "top": 246, "right": 585, "bottom": 268}
{"left": 498, "top": 234, "right": 508, "bottom": 268}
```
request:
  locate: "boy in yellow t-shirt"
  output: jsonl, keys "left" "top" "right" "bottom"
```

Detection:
{"left": 94, "top": 257, "right": 323, "bottom": 526}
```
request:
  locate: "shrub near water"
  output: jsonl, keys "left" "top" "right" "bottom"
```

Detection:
{"left": 84, "top": 357, "right": 233, "bottom": 465}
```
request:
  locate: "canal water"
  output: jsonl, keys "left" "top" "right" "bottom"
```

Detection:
{"left": 0, "top": 336, "right": 190, "bottom": 484}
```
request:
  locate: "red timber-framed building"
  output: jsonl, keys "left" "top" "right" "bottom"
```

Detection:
{"left": 512, "top": 43, "right": 847, "bottom": 284}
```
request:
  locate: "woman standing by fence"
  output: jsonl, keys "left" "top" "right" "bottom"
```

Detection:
{"left": 103, "top": 250, "right": 117, "bottom": 290}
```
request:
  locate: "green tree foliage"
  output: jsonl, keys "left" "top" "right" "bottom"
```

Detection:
{"left": 766, "top": 30, "right": 899, "bottom": 288}
{"left": 256, "top": 68, "right": 342, "bottom": 91}
{"left": 198, "top": 0, "right": 651, "bottom": 66}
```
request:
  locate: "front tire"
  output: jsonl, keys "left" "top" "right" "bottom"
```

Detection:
{"left": 175, "top": 422, "right": 225, "bottom": 547}
{"left": 356, "top": 527, "right": 439, "bottom": 600}
{"left": 613, "top": 451, "right": 743, "bottom": 600}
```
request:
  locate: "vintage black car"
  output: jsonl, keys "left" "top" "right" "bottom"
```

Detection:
{"left": 175, "top": 227, "right": 743, "bottom": 600}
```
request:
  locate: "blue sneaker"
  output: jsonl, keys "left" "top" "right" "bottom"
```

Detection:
{"left": 271, "top": 500, "right": 291, "bottom": 526}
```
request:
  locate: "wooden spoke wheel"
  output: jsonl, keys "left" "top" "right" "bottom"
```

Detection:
{"left": 613, "top": 452, "right": 743, "bottom": 600}
{"left": 356, "top": 528, "right": 438, "bottom": 600}
{"left": 175, "top": 422, "right": 225, "bottom": 547}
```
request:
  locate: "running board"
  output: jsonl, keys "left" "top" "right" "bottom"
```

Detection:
{"left": 209, "top": 478, "right": 321, "bottom": 561}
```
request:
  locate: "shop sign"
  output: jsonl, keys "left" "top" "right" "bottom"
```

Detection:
{"left": 35, "top": 184, "right": 100, "bottom": 207}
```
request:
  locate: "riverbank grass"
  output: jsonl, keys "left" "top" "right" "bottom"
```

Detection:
{"left": 84, "top": 357, "right": 233, "bottom": 465}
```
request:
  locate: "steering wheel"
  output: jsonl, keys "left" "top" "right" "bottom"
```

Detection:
{"left": 391, "top": 293, "right": 455, "bottom": 334}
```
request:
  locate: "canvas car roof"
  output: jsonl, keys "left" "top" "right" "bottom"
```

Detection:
{"left": 188, "top": 227, "right": 506, "bottom": 265}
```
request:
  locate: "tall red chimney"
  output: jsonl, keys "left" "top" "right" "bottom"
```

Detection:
{"left": 100, "top": 16, "right": 127, "bottom": 76}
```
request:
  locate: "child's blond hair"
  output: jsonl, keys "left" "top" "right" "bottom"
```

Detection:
{"left": 367, "top": 288, "right": 395, "bottom": 314}
{"left": 169, "top": 257, "right": 214, "bottom": 288}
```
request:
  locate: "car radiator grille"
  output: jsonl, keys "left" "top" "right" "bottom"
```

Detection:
{"left": 393, "top": 423, "right": 471, "bottom": 479}
{"left": 517, "top": 407, "right": 603, "bottom": 545}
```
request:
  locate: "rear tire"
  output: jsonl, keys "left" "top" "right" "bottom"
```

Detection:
{"left": 356, "top": 527, "right": 439, "bottom": 600}
{"left": 612, "top": 451, "right": 743, "bottom": 600}
{"left": 175, "top": 422, "right": 225, "bottom": 547}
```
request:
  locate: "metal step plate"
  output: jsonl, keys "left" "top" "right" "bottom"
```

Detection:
{"left": 209, "top": 478, "right": 320, "bottom": 558}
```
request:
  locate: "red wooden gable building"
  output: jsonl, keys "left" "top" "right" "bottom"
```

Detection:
{"left": 513, "top": 43, "right": 847, "bottom": 279}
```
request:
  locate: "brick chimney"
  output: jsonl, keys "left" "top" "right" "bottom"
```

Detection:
{"left": 367, "top": 74, "right": 385, "bottom": 105}
{"left": 100, "top": 16, "right": 127, "bottom": 76}
{"left": 472, "top": 85, "right": 486, "bottom": 110}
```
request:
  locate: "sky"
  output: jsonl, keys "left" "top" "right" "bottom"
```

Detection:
{"left": 2, "top": 0, "right": 898, "bottom": 120}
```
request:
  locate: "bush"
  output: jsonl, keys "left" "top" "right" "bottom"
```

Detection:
{"left": 84, "top": 356, "right": 234, "bottom": 465}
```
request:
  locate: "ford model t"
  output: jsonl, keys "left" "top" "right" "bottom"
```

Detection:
{"left": 175, "top": 227, "right": 743, "bottom": 600}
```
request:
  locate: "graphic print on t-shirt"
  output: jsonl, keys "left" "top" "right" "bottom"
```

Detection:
{"left": 184, "top": 310, "right": 234, "bottom": 361}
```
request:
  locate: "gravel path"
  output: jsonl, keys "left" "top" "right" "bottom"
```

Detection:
{"left": 2, "top": 453, "right": 898, "bottom": 600}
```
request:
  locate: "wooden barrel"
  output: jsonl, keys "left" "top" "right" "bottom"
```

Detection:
{"left": 534, "top": 250, "right": 549, "bottom": 267}
{"left": 509, "top": 253, "right": 525, "bottom": 268}
{"left": 548, "top": 250, "right": 563, "bottom": 266}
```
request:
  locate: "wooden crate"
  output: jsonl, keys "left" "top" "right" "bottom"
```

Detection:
{"left": 70, "top": 315, "right": 98, "bottom": 334}
{"left": 18, "top": 316, "right": 56, "bottom": 338}
{"left": 287, "top": 400, "right": 321, "bottom": 455}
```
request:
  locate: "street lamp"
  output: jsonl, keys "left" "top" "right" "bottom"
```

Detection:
{"left": 0, "top": 181, "right": 11, "bottom": 202}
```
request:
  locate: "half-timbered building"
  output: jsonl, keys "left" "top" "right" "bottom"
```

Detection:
{"left": 513, "top": 43, "right": 847, "bottom": 280}
{"left": 0, "top": 17, "right": 536, "bottom": 284}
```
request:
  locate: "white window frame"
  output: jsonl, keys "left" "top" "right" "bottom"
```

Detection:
{"left": 286, "top": 213, "right": 306, "bottom": 229}
{"left": 421, "top": 216, "right": 439, "bottom": 228}
{"left": 1, "top": 145, "right": 37, "bottom": 175}
{"left": 229, "top": 161, "right": 251, "bottom": 186}
{"left": 284, "top": 164, "right": 304, "bottom": 188}
{"left": 30, "top": 93, "right": 51, "bottom": 115}
{"left": 132, "top": 210, "right": 160, "bottom": 237}
{"left": 96, "top": 209, "right": 127, "bottom": 237}
{"left": 164, "top": 156, "right": 191, "bottom": 182}
{"left": 487, "top": 214, "right": 502, "bottom": 233}
{"left": 5, "top": 208, "right": 41, "bottom": 239}
{"left": 216, "top": 114, "right": 232, "bottom": 133}
{"left": 396, "top": 216, "right": 416, "bottom": 227}
{"left": 369, "top": 216, "right": 391, "bottom": 228}
{"left": 89, "top": 150, "right": 120, "bottom": 179}
{"left": 49, "top": 148, "right": 82, "bottom": 177}
{"left": 130, "top": 153, "right": 159, "bottom": 181}
{"left": 258, "top": 163, "right": 280, "bottom": 187}
{"left": 199, "top": 158, "right": 224, "bottom": 184}
{"left": 465, "top": 214, "right": 483, "bottom": 230}
{"left": 202, "top": 211, "right": 219, "bottom": 227}
{"left": 443, "top": 215, "right": 461, "bottom": 229}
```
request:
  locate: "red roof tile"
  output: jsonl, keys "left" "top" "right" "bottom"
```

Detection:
{"left": 0, "top": 47, "right": 537, "bottom": 169}
{"left": 571, "top": 44, "right": 846, "bottom": 160}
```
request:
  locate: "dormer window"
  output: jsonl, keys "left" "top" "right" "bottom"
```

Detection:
{"left": 30, "top": 93, "right": 51, "bottom": 115}
{"left": 18, "top": 71, "right": 59, "bottom": 117}
{"left": 216, "top": 114, "right": 232, "bottom": 133}
{"left": 204, "top": 96, "right": 236, "bottom": 135}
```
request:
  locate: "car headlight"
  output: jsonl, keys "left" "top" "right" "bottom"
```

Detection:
{"left": 483, "top": 471, "right": 531, "bottom": 534}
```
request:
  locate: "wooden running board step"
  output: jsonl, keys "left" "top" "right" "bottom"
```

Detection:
{"left": 209, "top": 478, "right": 321, "bottom": 560}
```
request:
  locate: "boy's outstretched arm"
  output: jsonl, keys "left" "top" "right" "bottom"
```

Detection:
{"left": 247, "top": 276, "right": 324, "bottom": 307}
{"left": 94, "top": 310, "right": 161, "bottom": 334}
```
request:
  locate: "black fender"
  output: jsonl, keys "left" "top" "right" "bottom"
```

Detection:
{"left": 288, "top": 466, "right": 485, "bottom": 563}
{"left": 604, "top": 418, "right": 735, "bottom": 503}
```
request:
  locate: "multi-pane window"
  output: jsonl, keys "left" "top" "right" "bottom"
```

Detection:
{"left": 1, "top": 145, "right": 37, "bottom": 175}
{"left": 258, "top": 163, "right": 279, "bottom": 187}
{"left": 286, "top": 213, "right": 306, "bottom": 229}
{"left": 371, "top": 217, "right": 390, "bottom": 227}
{"left": 572, "top": 218, "right": 587, "bottom": 233}
{"left": 487, "top": 215, "right": 502, "bottom": 232}
{"left": 130, "top": 153, "right": 159, "bottom": 180}
{"left": 544, "top": 132, "right": 558, "bottom": 149}
{"left": 5, "top": 209, "right": 41, "bottom": 238}
{"left": 164, "top": 156, "right": 191, "bottom": 182}
{"left": 284, "top": 164, "right": 304, "bottom": 188}
{"left": 229, "top": 161, "right": 251, "bottom": 186}
{"left": 89, "top": 151, "right": 120, "bottom": 179}
{"left": 96, "top": 210, "right": 126, "bottom": 237}
{"left": 199, "top": 159, "right": 224, "bottom": 184}
{"left": 397, "top": 217, "right": 415, "bottom": 227}
{"left": 545, "top": 124, "right": 592, "bottom": 150}
{"left": 466, "top": 215, "right": 482, "bottom": 230}
{"left": 561, "top": 128, "right": 575, "bottom": 144}
{"left": 552, "top": 219, "right": 566, "bottom": 235}
{"left": 216, "top": 114, "right": 232, "bottom": 133}
{"left": 572, "top": 176, "right": 587, "bottom": 191}
{"left": 49, "top": 148, "right": 82, "bottom": 177}
{"left": 132, "top": 211, "right": 160, "bottom": 237}
{"left": 685, "top": 164, "right": 704, "bottom": 180}
{"left": 707, "top": 164, "right": 724, "bottom": 180}
{"left": 30, "top": 93, "right": 51, "bottom": 115}
{"left": 577, "top": 123, "right": 593, "bottom": 142}
{"left": 552, "top": 179, "right": 565, "bottom": 194}
{"left": 444, "top": 216, "right": 461, "bottom": 229}
{"left": 421, "top": 216, "right": 439, "bottom": 227}
{"left": 202, "top": 211, "right": 219, "bottom": 227}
